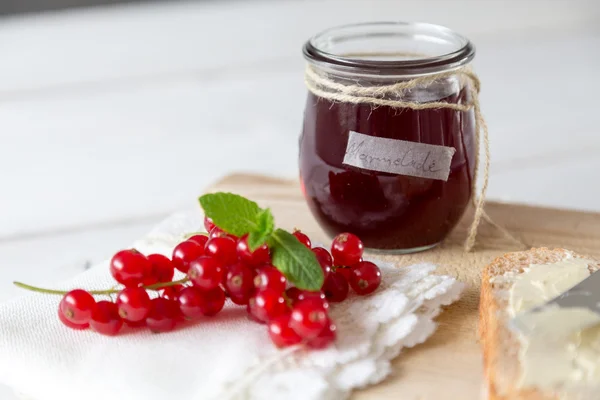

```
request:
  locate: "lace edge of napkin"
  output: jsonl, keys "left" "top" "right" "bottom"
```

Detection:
{"left": 216, "top": 268, "right": 465, "bottom": 400}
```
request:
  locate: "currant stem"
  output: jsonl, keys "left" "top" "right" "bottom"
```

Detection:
{"left": 145, "top": 278, "right": 189, "bottom": 290}
{"left": 13, "top": 278, "right": 189, "bottom": 296}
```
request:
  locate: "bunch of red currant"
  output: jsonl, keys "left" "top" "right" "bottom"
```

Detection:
{"left": 49, "top": 217, "right": 381, "bottom": 348}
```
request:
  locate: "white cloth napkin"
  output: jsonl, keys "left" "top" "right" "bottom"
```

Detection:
{"left": 0, "top": 211, "right": 464, "bottom": 400}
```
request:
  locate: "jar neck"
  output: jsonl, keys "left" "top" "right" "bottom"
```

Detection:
{"left": 303, "top": 22, "right": 475, "bottom": 80}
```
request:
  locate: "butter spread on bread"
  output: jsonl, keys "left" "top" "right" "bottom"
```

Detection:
{"left": 480, "top": 248, "right": 600, "bottom": 400}
{"left": 503, "top": 257, "right": 600, "bottom": 389}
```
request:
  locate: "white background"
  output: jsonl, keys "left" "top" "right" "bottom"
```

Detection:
{"left": 0, "top": 0, "right": 599, "bottom": 396}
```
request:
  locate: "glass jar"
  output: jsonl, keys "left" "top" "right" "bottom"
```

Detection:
{"left": 299, "top": 22, "right": 477, "bottom": 253}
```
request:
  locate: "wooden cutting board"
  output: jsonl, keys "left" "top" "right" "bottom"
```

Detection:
{"left": 207, "top": 173, "right": 600, "bottom": 400}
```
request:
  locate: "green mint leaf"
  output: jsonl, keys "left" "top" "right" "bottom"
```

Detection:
{"left": 270, "top": 229, "right": 324, "bottom": 290}
{"left": 247, "top": 208, "right": 275, "bottom": 251}
{"left": 248, "top": 231, "right": 271, "bottom": 252}
{"left": 199, "top": 192, "right": 261, "bottom": 236}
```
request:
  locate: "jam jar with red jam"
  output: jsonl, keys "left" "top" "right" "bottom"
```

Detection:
{"left": 299, "top": 22, "right": 477, "bottom": 253}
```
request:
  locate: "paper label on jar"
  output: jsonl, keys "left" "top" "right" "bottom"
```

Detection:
{"left": 343, "top": 131, "right": 456, "bottom": 181}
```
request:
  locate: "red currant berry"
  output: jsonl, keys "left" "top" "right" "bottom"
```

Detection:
{"left": 236, "top": 234, "right": 271, "bottom": 266}
{"left": 89, "top": 301, "right": 123, "bottom": 336}
{"left": 349, "top": 261, "right": 382, "bottom": 295}
{"left": 225, "top": 262, "right": 255, "bottom": 305}
{"left": 247, "top": 308, "right": 264, "bottom": 324}
{"left": 204, "top": 216, "right": 216, "bottom": 232}
{"left": 209, "top": 226, "right": 237, "bottom": 240}
{"left": 322, "top": 270, "right": 349, "bottom": 302}
{"left": 205, "top": 237, "right": 238, "bottom": 266}
{"left": 60, "top": 289, "right": 96, "bottom": 325}
{"left": 209, "top": 227, "right": 222, "bottom": 238}
{"left": 110, "top": 249, "right": 152, "bottom": 287}
{"left": 292, "top": 230, "right": 311, "bottom": 248}
{"left": 285, "top": 287, "right": 302, "bottom": 303}
{"left": 307, "top": 319, "right": 337, "bottom": 349}
{"left": 198, "top": 287, "right": 226, "bottom": 316}
{"left": 285, "top": 286, "right": 303, "bottom": 304}
{"left": 177, "top": 286, "right": 204, "bottom": 319}
{"left": 331, "top": 233, "right": 364, "bottom": 266}
{"left": 268, "top": 314, "right": 302, "bottom": 348}
{"left": 172, "top": 240, "right": 205, "bottom": 273}
{"left": 124, "top": 319, "right": 147, "bottom": 328}
{"left": 285, "top": 288, "right": 329, "bottom": 309}
{"left": 188, "top": 256, "right": 225, "bottom": 290}
{"left": 248, "top": 289, "right": 288, "bottom": 323}
{"left": 116, "top": 287, "right": 151, "bottom": 322}
{"left": 160, "top": 284, "right": 184, "bottom": 302}
{"left": 290, "top": 299, "right": 329, "bottom": 340}
{"left": 187, "top": 234, "right": 209, "bottom": 248}
{"left": 336, "top": 267, "right": 352, "bottom": 282}
{"left": 311, "top": 247, "right": 332, "bottom": 279}
{"left": 254, "top": 265, "right": 286, "bottom": 293}
{"left": 146, "top": 297, "right": 179, "bottom": 333}
{"left": 145, "top": 254, "right": 175, "bottom": 286}
{"left": 58, "top": 308, "right": 88, "bottom": 330}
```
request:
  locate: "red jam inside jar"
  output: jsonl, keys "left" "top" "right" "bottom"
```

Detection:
{"left": 299, "top": 22, "right": 477, "bottom": 252}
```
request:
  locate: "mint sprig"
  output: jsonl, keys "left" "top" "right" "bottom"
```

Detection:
{"left": 198, "top": 192, "right": 323, "bottom": 290}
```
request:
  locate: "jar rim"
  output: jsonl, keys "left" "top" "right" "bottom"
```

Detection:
{"left": 303, "top": 21, "right": 475, "bottom": 77}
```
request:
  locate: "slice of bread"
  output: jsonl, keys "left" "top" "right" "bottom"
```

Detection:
{"left": 479, "top": 248, "right": 600, "bottom": 400}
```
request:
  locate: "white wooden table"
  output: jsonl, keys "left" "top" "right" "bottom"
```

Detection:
{"left": 0, "top": 0, "right": 599, "bottom": 398}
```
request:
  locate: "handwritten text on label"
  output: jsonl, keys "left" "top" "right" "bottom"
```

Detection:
{"left": 342, "top": 131, "right": 456, "bottom": 181}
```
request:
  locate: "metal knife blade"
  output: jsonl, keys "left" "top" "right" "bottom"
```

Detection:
{"left": 510, "top": 270, "right": 600, "bottom": 335}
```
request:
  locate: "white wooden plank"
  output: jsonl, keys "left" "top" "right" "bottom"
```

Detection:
{"left": 0, "top": 221, "right": 156, "bottom": 303}
{"left": 489, "top": 157, "right": 600, "bottom": 211}
{"left": 0, "top": 69, "right": 303, "bottom": 236}
{"left": 0, "top": 0, "right": 598, "bottom": 93}
{"left": 0, "top": 385, "right": 17, "bottom": 400}
{"left": 477, "top": 28, "right": 600, "bottom": 164}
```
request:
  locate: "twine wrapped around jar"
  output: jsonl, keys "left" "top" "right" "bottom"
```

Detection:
{"left": 304, "top": 63, "right": 525, "bottom": 252}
